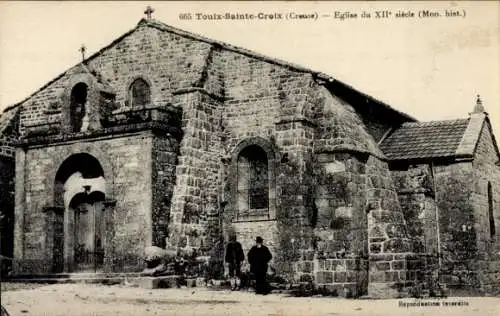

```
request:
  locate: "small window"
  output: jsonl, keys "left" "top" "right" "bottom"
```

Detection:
{"left": 70, "top": 83, "right": 88, "bottom": 132}
{"left": 129, "top": 78, "right": 151, "bottom": 107}
{"left": 488, "top": 182, "right": 495, "bottom": 238}
{"left": 237, "top": 145, "right": 269, "bottom": 217}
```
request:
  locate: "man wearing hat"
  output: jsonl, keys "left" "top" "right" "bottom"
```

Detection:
{"left": 247, "top": 236, "right": 272, "bottom": 295}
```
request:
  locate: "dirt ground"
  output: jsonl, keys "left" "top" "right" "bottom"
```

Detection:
{"left": 1, "top": 283, "right": 499, "bottom": 316}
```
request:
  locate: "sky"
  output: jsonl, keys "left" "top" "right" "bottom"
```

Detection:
{"left": 0, "top": 1, "right": 499, "bottom": 135}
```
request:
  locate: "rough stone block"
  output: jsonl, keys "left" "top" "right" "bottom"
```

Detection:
{"left": 299, "top": 273, "right": 313, "bottom": 283}
{"left": 346, "top": 271, "right": 357, "bottom": 282}
{"left": 384, "top": 271, "right": 399, "bottom": 282}
{"left": 383, "top": 238, "right": 411, "bottom": 253}
{"left": 316, "top": 271, "right": 333, "bottom": 284}
{"left": 368, "top": 282, "right": 401, "bottom": 298}
{"left": 334, "top": 271, "right": 347, "bottom": 282}
{"left": 131, "top": 276, "right": 180, "bottom": 289}
{"left": 391, "top": 260, "right": 406, "bottom": 270}
{"left": 375, "top": 261, "right": 391, "bottom": 271}
{"left": 369, "top": 272, "right": 385, "bottom": 282}
{"left": 370, "top": 243, "right": 382, "bottom": 253}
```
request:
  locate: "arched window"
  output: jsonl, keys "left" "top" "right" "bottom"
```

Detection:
{"left": 237, "top": 145, "right": 269, "bottom": 218}
{"left": 70, "top": 83, "right": 88, "bottom": 132}
{"left": 129, "top": 78, "right": 151, "bottom": 107}
{"left": 488, "top": 182, "right": 495, "bottom": 238}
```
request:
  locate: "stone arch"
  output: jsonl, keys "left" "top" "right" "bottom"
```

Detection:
{"left": 48, "top": 145, "right": 114, "bottom": 207}
{"left": 125, "top": 75, "right": 154, "bottom": 107}
{"left": 230, "top": 136, "right": 279, "bottom": 164}
{"left": 227, "top": 137, "right": 277, "bottom": 221}
{"left": 54, "top": 153, "right": 105, "bottom": 209}
{"left": 52, "top": 152, "right": 110, "bottom": 272}
{"left": 128, "top": 78, "right": 151, "bottom": 107}
{"left": 61, "top": 72, "right": 98, "bottom": 133}
{"left": 69, "top": 83, "right": 89, "bottom": 132}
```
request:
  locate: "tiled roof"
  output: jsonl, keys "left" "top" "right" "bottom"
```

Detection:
{"left": 379, "top": 119, "right": 471, "bottom": 160}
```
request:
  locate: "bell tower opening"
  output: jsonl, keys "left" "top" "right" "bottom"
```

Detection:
{"left": 70, "top": 83, "right": 89, "bottom": 132}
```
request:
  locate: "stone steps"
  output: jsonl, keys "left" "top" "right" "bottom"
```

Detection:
{"left": 4, "top": 274, "right": 186, "bottom": 288}
{"left": 4, "top": 275, "right": 291, "bottom": 293}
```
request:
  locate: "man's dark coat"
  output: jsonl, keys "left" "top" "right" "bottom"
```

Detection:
{"left": 225, "top": 241, "right": 244, "bottom": 265}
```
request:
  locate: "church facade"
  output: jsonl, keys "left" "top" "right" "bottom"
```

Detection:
{"left": 1, "top": 17, "right": 499, "bottom": 297}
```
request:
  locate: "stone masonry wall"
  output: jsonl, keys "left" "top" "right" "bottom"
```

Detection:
{"left": 470, "top": 122, "right": 500, "bottom": 294}
{"left": 391, "top": 164, "right": 438, "bottom": 254}
{"left": 167, "top": 91, "right": 223, "bottom": 259}
{"left": 17, "top": 23, "right": 211, "bottom": 134}
{"left": 307, "top": 152, "right": 369, "bottom": 297}
{"left": 13, "top": 133, "right": 154, "bottom": 274}
{"left": 313, "top": 153, "right": 368, "bottom": 259}
{"left": 216, "top": 50, "right": 319, "bottom": 275}
{"left": 0, "top": 107, "right": 20, "bottom": 158}
{"left": 306, "top": 84, "right": 416, "bottom": 297}
{"left": 274, "top": 119, "right": 315, "bottom": 277}
{"left": 0, "top": 157, "right": 15, "bottom": 268}
{"left": 7, "top": 19, "right": 429, "bottom": 295}
{"left": 433, "top": 161, "right": 479, "bottom": 292}
{"left": 151, "top": 136, "right": 179, "bottom": 248}
{"left": 471, "top": 123, "right": 500, "bottom": 256}
{"left": 365, "top": 156, "right": 419, "bottom": 298}
{"left": 0, "top": 108, "right": 19, "bottom": 264}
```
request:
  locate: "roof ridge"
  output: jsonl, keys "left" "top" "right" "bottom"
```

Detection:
{"left": 4, "top": 17, "right": 414, "bottom": 123}
{"left": 145, "top": 18, "right": 418, "bottom": 122}
{"left": 456, "top": 114, "right": 485, "bottom": 157}
{"left": 2, "top": 23, "right": 140, "bottom": 114}
{"left": 141, "top": 18, "right": 330, "bottom": 77}
{"left": 402, "top": 118, "right": 470, "bottom": 126}
{"left": 380, "top": 116, "right": 472, "bottom": 160}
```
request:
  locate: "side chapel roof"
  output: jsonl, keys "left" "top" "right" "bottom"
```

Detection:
{"left": 379, "top": 99, "right": 500, "bottom": 162}
{"left": 379, "top": 119, "right": 471, "bottom": 160}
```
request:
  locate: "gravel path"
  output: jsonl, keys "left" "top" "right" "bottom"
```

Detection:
{"left": 1, "top": 283, "right": 499, "bottom": 316}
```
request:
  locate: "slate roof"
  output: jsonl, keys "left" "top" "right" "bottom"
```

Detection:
{"left": 379, "top": 119, "right": 471, "bottom": 160}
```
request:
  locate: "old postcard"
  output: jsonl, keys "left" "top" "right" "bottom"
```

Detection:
{"left": 0, "top": 1, "right": 499, "bottom": 315}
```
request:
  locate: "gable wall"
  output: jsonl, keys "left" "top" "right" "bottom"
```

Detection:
{"left": 471, "top": 122, "right": 500, "bottom": 255}
{"left": 470, "top": 122, "right": 500, "bottom": 294}
{"left": 87, "top": 26, "right": 213, "bottom": 107}
{"left": 16, "top": 25, "right": 211, "bottom": 135}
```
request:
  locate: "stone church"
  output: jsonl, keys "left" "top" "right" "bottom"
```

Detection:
{"left": 1, "top": 14, "right": 499, "bottom": 297}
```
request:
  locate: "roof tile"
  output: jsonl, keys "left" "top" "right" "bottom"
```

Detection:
{"left": 379, "top": 119, "right": 470, "bottom": 160}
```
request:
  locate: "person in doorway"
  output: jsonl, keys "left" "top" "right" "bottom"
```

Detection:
{"left": 247, "top": 236, "right": 272, "bottom": 295}
{"left": 225, "top": 234, "right": 245, "bottom": 290}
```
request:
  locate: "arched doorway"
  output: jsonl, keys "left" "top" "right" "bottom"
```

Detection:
{"left": 54, "top": 153, "right": 106, "bottom": 272}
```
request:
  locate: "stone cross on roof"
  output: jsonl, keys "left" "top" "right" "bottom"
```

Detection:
{"left": 144, "top": 6, "right": 155, "bottom": 20}
{"left": 80, "top": 44, "right": 86, "bottom": 61}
